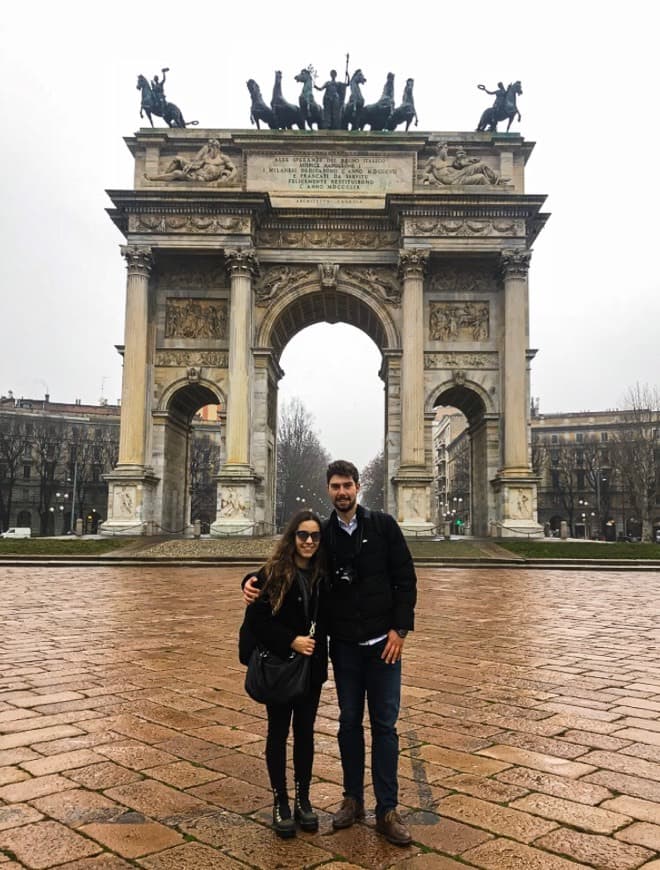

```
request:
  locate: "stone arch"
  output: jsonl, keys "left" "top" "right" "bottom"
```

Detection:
{"left": 430, "top": 379, "right": 497, "bottom": 537}
{"left": 256, "top": 281, "right": 400, "bottom": 360}
{"left": 154, "top": 380, "right": 225, "bottom": 534}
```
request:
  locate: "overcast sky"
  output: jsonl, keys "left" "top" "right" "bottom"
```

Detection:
{"left": 1, "top": 1, "right": 658, "bottom": 471}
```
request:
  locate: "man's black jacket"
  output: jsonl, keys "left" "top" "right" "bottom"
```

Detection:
{"left": 323, "top": 505, "right": 417, "bottom": 643}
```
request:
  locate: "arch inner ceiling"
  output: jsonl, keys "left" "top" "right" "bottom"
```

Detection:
{"left": 167, "top": 384, "right": 222, "bottom": 423}
{"left": 434, "top": 386, "right": 486, "bottom": 423}
{"left": 268, "top": 289, "right": 389, "bottom": 361}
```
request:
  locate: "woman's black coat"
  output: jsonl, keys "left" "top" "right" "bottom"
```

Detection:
{"left": 243, "top": 567, "right": 328, "bottom": 687}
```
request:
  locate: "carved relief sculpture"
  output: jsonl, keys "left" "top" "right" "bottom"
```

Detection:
{"left": 318, "top": 263, "right": 339, "bottom": 290}
{"left": 425, "top": 352, "right": 498, "bottom": 369}
{"left": 341, "top": 266, "right": 401, "bottom": 305}
{"left": 218, "top": 487, "right": 250, "bottom": 518}
{"left": 257, "top": 227, "right": 399, "bottom": 250}
{"left": 156, "top": 350, "right": 228, "bottom": 367}
{"left": 145, "top": 139, "right": 238, "bottom": 186}
{"left": 429, "top": 302, "right": 489, "bottom": 341}
{"left": 420, "top": 143, "right": 508, "bottom": 186}
{"left": 407, "top": 218, "right": 522, "bottom": 237}
{"left": 255, "top": 265, "right": 316, "bottom": 306}
{"left": 165, "top": 299, "right": 228, "bottom": 338}
{"left": 509, "top": 487, "right": 532, "bottom": 519}
{"left": 130, "top": 214, "right": 249, "bottom": 234}
{"left": 114, "top": 487, "right": 135, "bottom": 519}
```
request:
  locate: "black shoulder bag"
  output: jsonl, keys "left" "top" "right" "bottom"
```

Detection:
{"left": 245, "top": 573, "right": 319, "bottom": 705}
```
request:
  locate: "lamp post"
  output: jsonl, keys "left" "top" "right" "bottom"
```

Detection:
{"left": 578, "top": 498, "right": 589, "bottom": 539}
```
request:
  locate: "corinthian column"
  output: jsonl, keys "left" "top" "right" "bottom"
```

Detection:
{"left": 223, "top": 248, "right": 259, "bottom": 469}
{"left": 500, "top": 248, "right": 532, "bottom": 475}
{"left": 394, "top": 249, "right": 434, "bottom": 535}
{"left": 117, "top": 246, "right": 153, "bottom": 469}
{"left": 398, "top": 249, "right": 429, "bottom": 467}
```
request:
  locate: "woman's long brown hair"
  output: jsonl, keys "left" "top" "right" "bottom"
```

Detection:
{"left": 261, "top": 509, "right": 324, "bottom": 613}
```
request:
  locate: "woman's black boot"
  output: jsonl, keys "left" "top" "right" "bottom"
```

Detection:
{"left": 272, "top": 789, "right": 296, "bottom": 839}
{"left": 294, "top": 781, "right": 319, "bottom": 832}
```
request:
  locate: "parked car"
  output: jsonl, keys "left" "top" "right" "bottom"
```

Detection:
{"left": 1, "top": 527, "right": 31, "bottom": 539}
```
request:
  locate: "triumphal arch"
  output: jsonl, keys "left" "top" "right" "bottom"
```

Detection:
{"left": 101, "top": 125, "right": 548, "bottom": 537}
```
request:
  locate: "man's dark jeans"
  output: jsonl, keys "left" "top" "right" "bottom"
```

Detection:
{"left": 330, "top": 636, "right": 401, "bottom": 818}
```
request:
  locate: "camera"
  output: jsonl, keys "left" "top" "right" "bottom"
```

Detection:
{"left": 335, "top": 563, "right": 357, "bottom": 584}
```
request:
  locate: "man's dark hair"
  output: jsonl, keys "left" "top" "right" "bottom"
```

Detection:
{"left": 326, "top": 459, "right": 359, "bottom": 485}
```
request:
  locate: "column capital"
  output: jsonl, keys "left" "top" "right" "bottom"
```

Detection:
{"left": 398, "top": 248, "right": 429, "bottom": 280}
{"left": 225, "top": 247, "right": 260, "bottom": 279}
{"left": 500, "top": 248, "right": 531, "bottom": 279}
{"left": 121, "top": 245, "right": 153, "bottom": 276}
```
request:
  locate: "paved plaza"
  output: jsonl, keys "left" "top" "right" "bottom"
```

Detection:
{"left": 2, "top": 566, "right": 660, "bottom": 869}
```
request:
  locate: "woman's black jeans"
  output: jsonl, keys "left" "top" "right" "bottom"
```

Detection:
{"left": 266, "top": 684, "right": 322, "bottom": 795}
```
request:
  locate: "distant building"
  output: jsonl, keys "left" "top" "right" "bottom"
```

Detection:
{"left": 0, "top": 394, "right": 120, "bottom": 535}
{"left": 432, "top": 407, "right": 469, "bottom": 531}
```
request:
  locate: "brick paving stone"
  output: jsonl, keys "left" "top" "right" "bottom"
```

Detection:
{"left": 397, "top": 774, "right": 450, "bottom": 810}
{"left": 186, "top": 724, "right": 263, "bottom": 748}
{"left": 10, "top": 691, "right": 84, "bottom": 708}
{"left": 462, "top": 837, "right": 592, "bottom": 869}
{"left": 104, "top": 779, "right": 209, "bottom": 820}
{"left": 94, "top": 715, "right": 180, "bottom": 745}
{"left": 616, "top": 729, "right": 660, "bottom": 747}
{"left": 137, "top": 840, "right": 254, "bottom": 868}
{"left": 406, "top": 810, "right": 493, "bottom": 853}
{"left": 196, "top": 749, "right": 267, "bottom": 786}
{"left": 603, "top": 797, "right": 660, "bottom": 825}
{"left": 143, "top": 760, "right": 224, "bottom": 789}
{"left": 0, "top": 767, "right": 28, "bottom": 787}
{"left": 95, "top": 740, "right": 178, "bottom": 771}
{"left": 561, "top": 729, "right": 633, "bottom": 751}
{"left": 489, "top": 730, "right": 590, "bottom": 760}
{"left": 0, "top": 819, "right": 102, "bottom": 868}
{"left": 54, "top": 857, "right": 135, "bottom": 869}
{"left": 496, "top": 766, "right": 614, "bottom": 805}
{"left": 20, "top": 749, "right": 107, "bottom": 776}
{"left": 0, "top": 724, "right": 83, "bottom": 750}
{"left": 580, "top": 749, "right": 660, "bottom": 781}
{"left": 616, "top": 822, "right": 660, "bottom": 851}
{"left": 389, "top": 856, "right": 477, "bottom": 869}
{"left": 0, "top": 803, "right": 43, "bottom": 830}
{"left": 510, "top": 793, "right": 631, "bottom": 834}
{"left": 536, "top": 827, "right": 654, "bottom": 869}
{"left": 639, "top": 862, "right": 660, "bottom": 869}
{"left": 436, "top": 794, "right": 559, "bottom": 843}
{"left": 477, "top": 745, "right": 596, "bottom": 778}
{"left": 0, "top": 709, "right": 41, "bottom": 726}
{"left": 0, "top": 748, "right": 38, "bottom": 767}
{"left": 151, "top": 735, "right": 230, "bottom": 762}
{"left": 0, "top": 773, "right": 78, "bottom": 803}
{"left": 79, "top": 820, "right": 183, "bottom": 859}
{"left": 407, "top": 746, "right": 511, "bottom": 776}
{"left": 188, "top": 775, "right": 273, "bottom": 813}
{"left": 0, "top": 711, "right": 101, "bottom": 735}
{"left": 30, "top": 731, "right": 123, "bottom": 756}
{"left": 439, "top": 772, "right": 529, "bottom": 803}
{"left": 66, "top": 761, "right": 143, "bottom": 790}
{"left": 30, "top": 788, "right": 127, "bottom": 827}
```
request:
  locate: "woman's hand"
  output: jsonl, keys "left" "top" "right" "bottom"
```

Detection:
{"left": 242, "top": 576, "right": 260, "bottom": 606}
{"left": 291, "top": 635, "right": 316, "bottom": 656}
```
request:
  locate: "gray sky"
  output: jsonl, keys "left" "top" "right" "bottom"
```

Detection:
{"left": 1, "top": 1, "right": 658, "bottom": 471}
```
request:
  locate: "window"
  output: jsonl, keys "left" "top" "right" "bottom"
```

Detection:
{"left": 576, "top": 432, "right": 584, "bottom": 443}
{"left": 23, "top": 465, "right": 31, "bottom": 479}
{"left": 576, "top": 470, "right": 585, "bottom": 489}
{"left": 551, "top": 470, "right": 560, "bottom": 488}
{"left": 551, "top": 450, "right": 559, "bottom": 465}
{"left": 576, "top": 450, "right": 584, "bottom": 466}
{"left": 551, "top": 434, "right": 558, "bottom": 444}
{"left": 601, "top": 431, "right": 608, "bottom": 442}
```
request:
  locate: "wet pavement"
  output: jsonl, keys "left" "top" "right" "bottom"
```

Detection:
{"left": 2, "top": 565, "right": 660, "bottom": 869}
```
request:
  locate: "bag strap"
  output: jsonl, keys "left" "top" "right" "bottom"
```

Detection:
{"left": 295, "top": 571, "right": 320, "bottom": 638}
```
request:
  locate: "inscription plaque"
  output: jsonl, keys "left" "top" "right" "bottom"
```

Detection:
{"left": 247, "top": 151, "right": 414, "bottom": 209}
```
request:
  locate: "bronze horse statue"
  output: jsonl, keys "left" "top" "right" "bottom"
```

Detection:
{"left": 387, "top": 78, "right": 418, "bottom": 131}
{"left": 247, "top": 79, "right": 277, "bottom": 129}
{"left": 294, "top": 68, "right": 324, "bottom": 130}
{"left": 476, "top": 81, "right": 522, "bottom": 132}
{"left": 136, "top": 74, "right": 197, "bottom": 128}
{"left": 356, "top": 72, "right": 395, "bottom": 131}
{"left": 342, "top": 68, "right": 366, "bottom": 130}
{"left": 271, "top": 70, "right": 305, "bottom": 129}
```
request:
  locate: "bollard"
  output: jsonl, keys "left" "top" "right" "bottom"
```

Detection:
{"left": 560, "top": 520, "right": 569, "bottom": 539}
{"left": 193, "top": 519, "right": 201, "bottom": 539}
{"left": 74, "top": 518, "right": 83, "bottom": 537}
{"left": 145, "top": 521, "right": 155, "bottom": 536}
{"left": 443, "top": 521, "right": 451, "bottom": 541}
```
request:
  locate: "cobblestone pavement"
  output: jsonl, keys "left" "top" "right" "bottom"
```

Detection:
{"left": 2, "top": 566, "right": 660, "bottom": 869}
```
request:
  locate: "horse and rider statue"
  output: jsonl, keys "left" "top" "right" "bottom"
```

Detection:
{"left": 476, "top": 81, "right": 522, "bottom": 132}
{"left": 136, "top": 68, "right": 198, "bottom": 128}
{"left": 246, "top": 63, "right": 418, "bottom": 132}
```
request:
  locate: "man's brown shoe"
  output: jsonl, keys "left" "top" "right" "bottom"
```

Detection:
{"left": 332, "top": 797, "right": 365, "bottom": 829}
{"left": 375, "top": 809, "right": 412, "bottom": 846}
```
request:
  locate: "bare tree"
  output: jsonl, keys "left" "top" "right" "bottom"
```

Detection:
{"left": 32, "top": 420, "right": 64, "bottom": 534}
{"left": 361, "top": 450, "right": 385, "bottom": 510}
{"left": 0, "top": 416, "right": 30, "bottom": 531}
{"left": 190, "top": 431, "right": 221, "bottom": 531}
{"left": 276, "top": 398, "right": 330, "bottom": 529}
{"left": 610, "top": 383, "right": 659, "bottom": 541}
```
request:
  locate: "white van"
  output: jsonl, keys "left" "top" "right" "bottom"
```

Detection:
{"left": 1, "top": 527, "right": 31, "bottom": 539}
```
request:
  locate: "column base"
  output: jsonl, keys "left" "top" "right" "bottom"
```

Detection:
{"left": 100, "top": 467, "right": 159, "bottom": 537}
{"left": 211, "top": 467, "right": 260, "bottom": 537}
{"left": 491, "top": 474, "right": 543, "bottom": 539}
{"left": 392, "top": 468, "right": 435, "bottom": 537}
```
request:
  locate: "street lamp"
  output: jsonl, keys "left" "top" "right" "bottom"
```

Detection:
{"left": 578, "top": 499, "right": 589, "bottom": 538}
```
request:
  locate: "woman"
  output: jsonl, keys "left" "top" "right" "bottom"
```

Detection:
{"left": 244, "top": 509, "right": 327, "bottom": 838}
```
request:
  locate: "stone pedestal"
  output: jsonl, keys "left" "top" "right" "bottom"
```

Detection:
{"left": 492, "top": 477, "right": 543, "bottom": 538}
{"left": 211, "top": 470, "right": 259, "bottom": 536}
{"left": 101, "top": 469, "right": 159, "bottom": 536}
{"left": 392, "top": 471, "right": 435, "bottom": 536}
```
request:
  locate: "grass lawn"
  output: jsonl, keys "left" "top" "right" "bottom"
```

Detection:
{"left": 408, "top": 540, "right": 489, "bottom": 559}
{"left": 495, "top": 540, "right": 660, "bottom": 560}
{"left": 0, "top": 538, "right": 138, "bottom": 556}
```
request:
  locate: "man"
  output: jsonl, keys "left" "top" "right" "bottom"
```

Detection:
{"left": 244, "top": 459, "right": 417, "bottom": 846}
{"left": 151, "top": 68, "right": 169, "bottom": 115}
